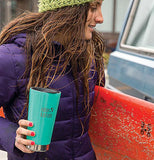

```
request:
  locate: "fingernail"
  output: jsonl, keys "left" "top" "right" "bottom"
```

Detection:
{"left": 31, "top": 141, "right": 35, "bottom": 145}
{"left": 31, "top": 132, "right": 35, "bottom": 136}
{"left": 29, "top": 122, "right": 33, "bottom": 127}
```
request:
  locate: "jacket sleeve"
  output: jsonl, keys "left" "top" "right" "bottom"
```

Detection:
{"left": 0, "top": 44, "right": 20, "bottom": 154}
{"left": 0, "top": 44, "right": 17, "bottom": 106}
{"left": 0, "top": 117, "right": 18, "bottom": 152}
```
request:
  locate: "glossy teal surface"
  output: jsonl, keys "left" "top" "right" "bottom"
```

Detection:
{"left": 27, "top": 87, "right": 61, "bottom": 145}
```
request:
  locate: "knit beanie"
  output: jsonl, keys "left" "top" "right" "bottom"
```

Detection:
{"left": 38, "top": 0, "right": 94, "bottom": 12}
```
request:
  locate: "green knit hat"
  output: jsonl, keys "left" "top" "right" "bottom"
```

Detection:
{"left": 38, "top": 0, "right": 94, "bottom": 12}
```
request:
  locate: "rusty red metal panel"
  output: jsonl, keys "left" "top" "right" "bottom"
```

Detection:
{"left": 89, "top": 86, "right": 154, "bottom": 160}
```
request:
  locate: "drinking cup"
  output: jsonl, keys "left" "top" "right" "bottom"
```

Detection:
{"left": 26, "top": 87, "right": 61, "bottom": 152}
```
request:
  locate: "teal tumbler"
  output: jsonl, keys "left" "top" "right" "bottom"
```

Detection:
{"left": 26, "top": 87, "right": 61, "bottom": 152}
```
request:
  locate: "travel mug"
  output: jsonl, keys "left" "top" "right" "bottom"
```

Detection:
{"left": 26, "top": 87, "right": 61, "bottom": 152}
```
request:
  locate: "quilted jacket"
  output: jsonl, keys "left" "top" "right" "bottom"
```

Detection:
{"left": 0, "top": 34, "right": 97, "bottom": 160}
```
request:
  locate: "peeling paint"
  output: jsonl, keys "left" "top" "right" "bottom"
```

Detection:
{"left": 89, "top": 86, "right": 154, "bottom": 160}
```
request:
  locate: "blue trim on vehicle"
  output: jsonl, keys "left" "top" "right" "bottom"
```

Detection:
{"left": 107, "top": 0, "right": 154, "bottom": 100}
{"left": 108, "top": 51, "right": 154, "bottom": 99}
{"left": 116, "top": 0, "right": 134, "bottom": 51}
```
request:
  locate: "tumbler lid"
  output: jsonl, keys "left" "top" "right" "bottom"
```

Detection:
{"left": 31, "top": 87, "right": 60, "bottom": 94}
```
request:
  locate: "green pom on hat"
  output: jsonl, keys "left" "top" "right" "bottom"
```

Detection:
{"left": 38, "top": 0, "right": 94, "bottom": 12}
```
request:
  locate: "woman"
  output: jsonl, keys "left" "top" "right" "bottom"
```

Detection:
{"left": 0, "top": 0, "right": 105, "bottom": 159}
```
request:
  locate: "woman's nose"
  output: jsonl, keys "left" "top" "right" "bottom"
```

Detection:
{"left": 95, "top": 9, "right": 104, "bottom": 24}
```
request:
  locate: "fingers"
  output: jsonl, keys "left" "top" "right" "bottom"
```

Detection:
{"left": 15, "top": 119, "right": 35, "bottom": 153}
{"left": 16, "top": 127, "right": 35, "bottom": 137}
{"left": 15, "top": 137, "right": 34, "bottom": 153}
{"left": 16, "top": 136, "right": 35, "bottom": 146}
{"left": 18, "top": 119, "right": 33, "bottom": 128}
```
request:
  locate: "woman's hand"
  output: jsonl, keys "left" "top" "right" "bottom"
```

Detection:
{"left": 15, "top": 119, "right": 35, "bottom": 153}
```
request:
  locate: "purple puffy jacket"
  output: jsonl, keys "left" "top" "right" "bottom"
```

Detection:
{"left": 0, "top": 34, "right": 97, "bottom": 160}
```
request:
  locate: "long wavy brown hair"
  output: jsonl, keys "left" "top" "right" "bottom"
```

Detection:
{"left": 0, "top": 2, "right": 105, "bottom": 130}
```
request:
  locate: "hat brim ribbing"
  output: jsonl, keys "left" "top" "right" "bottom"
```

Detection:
{"left": 38, "top": 0, "right": 94, "bottom": 12}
